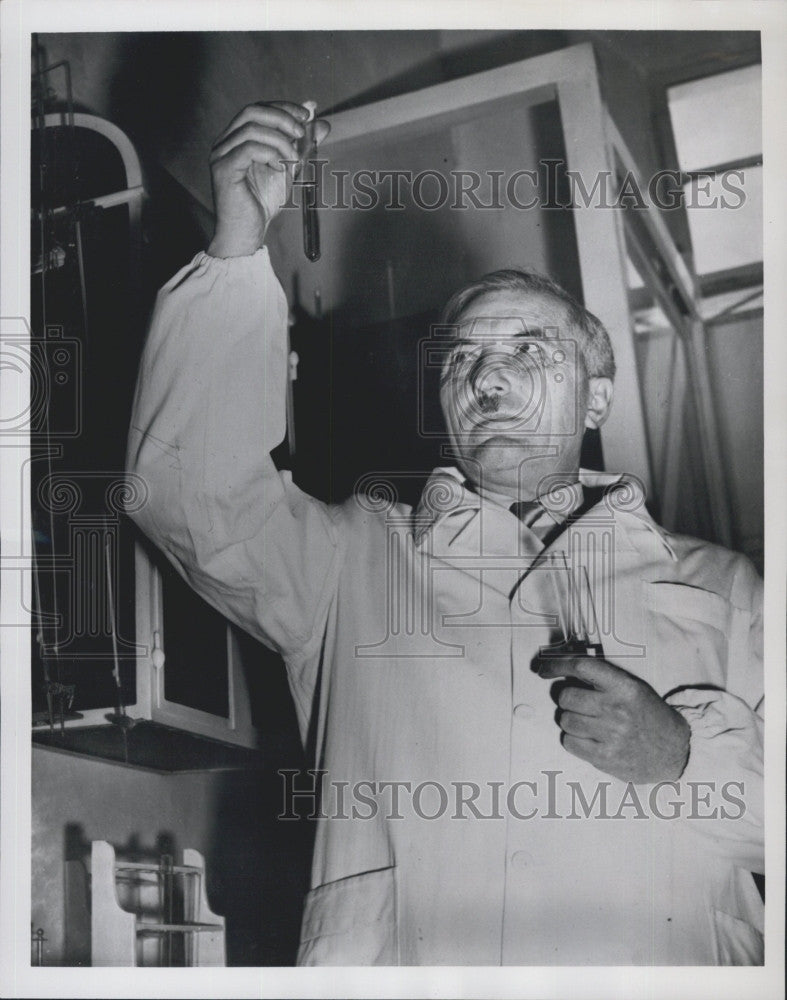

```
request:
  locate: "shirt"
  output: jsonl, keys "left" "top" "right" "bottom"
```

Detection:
{"left": 127, "top": 248, "right": 764, "bottom": 966}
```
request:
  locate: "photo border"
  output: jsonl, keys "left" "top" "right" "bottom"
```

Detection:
{"left": 1, "top": 2, "right": 784, "bottom": 997}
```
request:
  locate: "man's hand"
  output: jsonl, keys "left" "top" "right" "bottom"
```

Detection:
{"left": 536, "top": 655, "right": 690, "bottom": 784}
{"left": 207, "top": 102, "right": 331, "bottom": 259}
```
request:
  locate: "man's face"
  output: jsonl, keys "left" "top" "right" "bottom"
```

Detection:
{"left": 439, "top": 289, "right": 591, "bottom": 499}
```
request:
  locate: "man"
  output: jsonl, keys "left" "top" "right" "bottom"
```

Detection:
{"left": 127, "top": 102, "right": 763, "bottom": 965}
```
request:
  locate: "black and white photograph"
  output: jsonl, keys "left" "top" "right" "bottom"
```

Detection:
{"left": 0, "top": 2, "right": 784, "bottom": 997}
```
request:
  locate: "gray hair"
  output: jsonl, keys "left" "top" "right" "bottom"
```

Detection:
{"left": 439, "top": 268, "right": 616, "bottom": 380}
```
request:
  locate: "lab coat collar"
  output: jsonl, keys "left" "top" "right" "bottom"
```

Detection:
{"left": 412, "top": 465, "right": 677, "bottom": 560}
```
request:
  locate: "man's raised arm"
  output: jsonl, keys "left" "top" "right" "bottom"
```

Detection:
{"left": 126, "top": 103, "right": 341, "bottom": 663}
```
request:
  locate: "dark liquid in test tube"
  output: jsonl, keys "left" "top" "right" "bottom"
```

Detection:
{"left": 303, "top": 180, "right": 320, "bottom": 261}
{"left": 298, "top": 107, "right": 321, "bottom": 262}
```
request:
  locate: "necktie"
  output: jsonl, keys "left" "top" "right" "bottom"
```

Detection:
{"left": 509, "top": 500, "right": 543, "bottom": 529}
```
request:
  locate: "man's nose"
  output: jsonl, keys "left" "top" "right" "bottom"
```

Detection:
{"left": 470, "top": 352, "right": 516, "bottom": 402}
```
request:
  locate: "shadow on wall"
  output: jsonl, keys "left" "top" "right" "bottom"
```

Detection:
{"left": 34, "top": 33, "right": 208, "bottom": 170}
{"left": 203, "top": 770, "right": 315, "bottom": 966}
{"left": 105, "top": 33, "right": 209, "bottom": 166}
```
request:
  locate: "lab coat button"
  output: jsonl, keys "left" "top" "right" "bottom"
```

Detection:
{"left": 510, "top": 850, "right": 533, "bottom": 871}
{"left": 513, "top": 702, "right": 535, "bottom": 719}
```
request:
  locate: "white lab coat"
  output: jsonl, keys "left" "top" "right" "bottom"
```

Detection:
{"left": 127, "top": 249, "right": 764, "bottom": 965}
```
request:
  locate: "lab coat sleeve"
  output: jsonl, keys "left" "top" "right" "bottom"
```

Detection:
{"left": 126, "top": 248, "right": 341, "bottom": 661}
{"left": 665, "top": 561, "right": 764, "bottom": 874}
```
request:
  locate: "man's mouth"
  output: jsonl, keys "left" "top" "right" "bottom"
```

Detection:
{"left": 464, "top": 425, "right": 541, "bottom": 449}
{"left": 467, "top": 413, "right": 532, "bottom": 434}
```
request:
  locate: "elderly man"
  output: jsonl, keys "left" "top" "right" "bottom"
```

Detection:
{"left": 127, "top": 102, "right": 763, "bottom": 965}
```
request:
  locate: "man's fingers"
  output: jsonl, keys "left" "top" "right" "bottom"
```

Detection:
{"left": 211, "top": 140, "right": 290, "bottom": 178}
{"left": 558, "top": 710, "right": 601, "bottom": 739}
{"left": 537, "top": 654, "right": 624, "bottom": 691}
{"left": 271, "top": 102, "right": 331, "bottom": 145}
{"left": 268, "top": 100, "right": 313, "bottom": 120}
{"left": 557, "top": 683, "right": 601, "bottom": 716}
{"left": 213, "top": 103, "right": 306, "bottom": 148}
{"left": 211, "top": 123, "right": 299, "bottom": 166}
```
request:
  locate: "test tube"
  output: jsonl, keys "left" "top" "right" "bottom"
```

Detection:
{"left": 297, "top": 101, "right": 321, "bottom": 262}
{"left": 563, "top": 558, "right": 605, "bottom": 658}
{"left": 544, "top": 556, "right": 605, "bottom": 658}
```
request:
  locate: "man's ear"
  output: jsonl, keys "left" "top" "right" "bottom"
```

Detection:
{"left": 584, "top": 377, "right": 614, "bottom": 429}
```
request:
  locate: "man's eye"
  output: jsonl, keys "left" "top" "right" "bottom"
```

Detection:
{"left": 449, "top": 347, "right": 477, "bottom": 366}
{"left": 516, "top": 341, "right": 542, "bottom": 357}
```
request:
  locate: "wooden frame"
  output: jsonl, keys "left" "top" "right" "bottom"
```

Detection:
{"left": 605, "top": 113, "right": 734, "bottom": 544}
{"left": 133, "top": 547, "right": 255, "bottom": 747}
{"left": 41, "top": 545, "right": 257, "bottom": 747}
